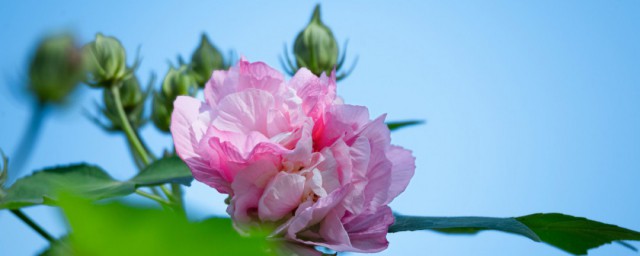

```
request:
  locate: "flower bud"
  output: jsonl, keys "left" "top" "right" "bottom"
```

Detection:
{"left": 101, "top": 72, "right": 147, "bottom": 131}
{"left": 28, "top": 34, "right": 84, "bottom": 103}
{"left": 190, "top": 34, "right": 225, "bottom": 88}
{"left": 282, "top": 4, "right": 356, "bottom": 81}
{"left": 294, "top": 5, "right": 338, "bottom": 75}
{"left": 83, "top": 33, "right": 130, "bottom": 87}
{"left": 152, "top": 65, "right": 198, "bottom": 132}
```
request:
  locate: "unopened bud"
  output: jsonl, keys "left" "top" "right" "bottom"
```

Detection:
{"left": 28, "top": 34, "right": 84, "bottom": 103}
{"left": 83, "top": 33, "right": 130, "bottom": 87}
{"left": 283, "top": 4, "right": 356, "bottom": 80}
{"left": 152, "top": 65, "right": 197, "bottom": 132}
{"left": 191, "top": 34, "right": 225, "bottom": 87}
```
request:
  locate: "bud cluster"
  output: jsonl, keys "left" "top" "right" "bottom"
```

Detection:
{"left": 99, "top": 73, "right": 149, "bottom": 131}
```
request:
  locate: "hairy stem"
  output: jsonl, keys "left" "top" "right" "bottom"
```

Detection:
{"left": 10, "top": 209, "right": 54, "bottom": 242}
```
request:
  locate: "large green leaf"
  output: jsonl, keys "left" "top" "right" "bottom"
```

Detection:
{"left": 131, "top": 156, "right": 193, "bottom": 186}
{"left": 0, "top": 164, "right": 135, "bottom": 209}
{"left": 517, "top": 213, "right": 640, "bottom": 255}
{"left": 390, "top": 213, "right": 640, "bottom": 255}
{"left": 0, "top": 156, "right": 195, "bottom": 209}
{"left": 389, "top": 215, "right": 540, "bottom": 241}
{"left": 386, "top": 120, "right": 424, "bottom": 131}
{"left": 56, "top": 195, "right": 275, "bottom": 256}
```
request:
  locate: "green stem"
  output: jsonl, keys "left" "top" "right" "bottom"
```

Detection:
{"left": 135, "top": 190, "right": 171, "bottom": 206}
{"left": 134, "top": 129, "right": 156, "bottom": 162}
{"left": 160, "top": 185, "right": 174, "bottom": 201}
{"left": 171, "top": 183, "right": 184, "bottom": 209}
{"left": 110, "top": 86, "right": 151, "bottom": 165}
{"left": 125, "top": 135, "right": 145, "bottom": 171}
{"left": 10, "top": 209, "right": 54, "bottom": 242}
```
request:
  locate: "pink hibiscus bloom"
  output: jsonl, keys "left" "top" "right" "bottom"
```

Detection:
{"left": 171, "top": 59, "right": 415, "bottom": 254}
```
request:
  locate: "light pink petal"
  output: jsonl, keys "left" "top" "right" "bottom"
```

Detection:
{"left": 354, "top": 115, "right": 394, "bottom": 210}
{"left": 286, "top": 186, "right": 350, "bottom": 238}
{"left": 275, "top": 241, "right": 322, "bottom": 256}
{"left": 259, "top": 172, "right": 306, "bottom": 222}
{"left": 290, "top": 68, "right": 336, "bottom": 121}
{"left": 213, "top": 89, "right": 274, "bottom": 135}
{"left": 171, "top": 96, "right": 231, "bottom": 193}
{"left": 318, "top": 209, "right": 352, "bottom": 250}
{"left": 343, "top": 206, "right": 394, "bottom": 252}
{"left": 281, "top": 120, "right": 314, "bottom": 168}
{"left": 204, "top": 69, "right": 229, "bottom": 107}
{"left": 315, "top": 104, "right": 370, "bottom": 148}
{"left": 227, "top": 160, "right": 278, "bottom": 226}
{"left": 237, "top": 60, "right": 285, "bottom": 94}
{"left": 385, "top": 145, "right": 416, "bottom": 204}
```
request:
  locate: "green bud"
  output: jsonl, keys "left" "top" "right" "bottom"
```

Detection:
{"left": 152, "top": 65, "right": 198, "bottom": 132}
{"left": 28, "top": 34, "right": 84, "bottom": 103}
{"left": 294, "top": 4, "right": 338, "bottom": 76}
{"left": 283, "top": 4, "right": 356, "bottom": 80}
{"left": 191, "top": 34, "right": 225, "bottom": 87}
{"left": 101, "top": 73, "right": 147, "bottom": 131}
{"left": 83, "top": 33, "right": 130, "bottom": 87}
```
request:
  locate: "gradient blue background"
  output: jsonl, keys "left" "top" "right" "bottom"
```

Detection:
{"left": 1, "top": 1, "right": 639, "bottom": 255}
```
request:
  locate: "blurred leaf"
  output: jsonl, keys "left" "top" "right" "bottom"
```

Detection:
{"left": 386, "top": 120, "right": 424, "bottom": 131}
{"left": 516, "top": 213, "right": 640, "bottom": 255}
{"left": 0, "top": 149, "right": 8, "bottom": 193}
{"left": 58, "top": 195, "right": 275, "bottom": 256}
{"left": 391, "top": 213, "right": 640, "bottom": 255}
{"left": 131, "top": 156, "right": 193, "bottom": 187}
{"left": 389, "top": 215, "right": 540, "bottom": 241}
{"left": 0, "top": 164, "right": 134, "bottom": 209}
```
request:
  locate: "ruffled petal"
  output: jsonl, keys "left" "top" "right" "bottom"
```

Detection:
{"left": 171, "top": 96, "right": 231, "bottom": 193}
{"left": 259, "top": 172, "right": 306, "bottom": 221}
{"left": 385, "top": 145, "right": 416, "bottom": 204}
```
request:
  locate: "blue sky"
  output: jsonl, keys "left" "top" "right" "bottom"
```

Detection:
{"left": 1, "top": 1, "right": 639, "bottom": 255}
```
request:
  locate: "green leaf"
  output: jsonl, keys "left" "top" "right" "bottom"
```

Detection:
{"left": 389, "top": 215, "right": 541, "bottom": 241}
{"left": 516, "top": 213, "right": 640, "bottom": 255}
{"left": 58, "top": 195, "right": 276, "bottom": 256}
{"left": 131, "top": 156, "right": 193, "bottom": 187}
{"left": 391, "top": 213, "right": 640, "bottom": 255}
{"left": 386, "top": 120, "right": 424, "bottom": 131}
{"left": 0, "top": 164, "right": 135, "bottom": 209}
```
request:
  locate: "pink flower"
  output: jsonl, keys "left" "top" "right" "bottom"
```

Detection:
{"left": 171, "top": 59, "right": 415, "bottom": 254}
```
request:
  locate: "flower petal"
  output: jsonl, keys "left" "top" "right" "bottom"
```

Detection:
{"left": 171, "top": 96, "right": 231, "bottom": 193}
{"left": 259, "top": 172, "right": 306, "bottom": 222}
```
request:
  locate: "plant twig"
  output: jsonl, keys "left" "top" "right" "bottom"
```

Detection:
{"left": 135, "top": 190, "right": 171, "bottom": 206}
{"left": 10, "top": 209, "right": 54, "bottom": 242}
{"left": 110, "top": 86, "right": 151, "bottom": 165}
